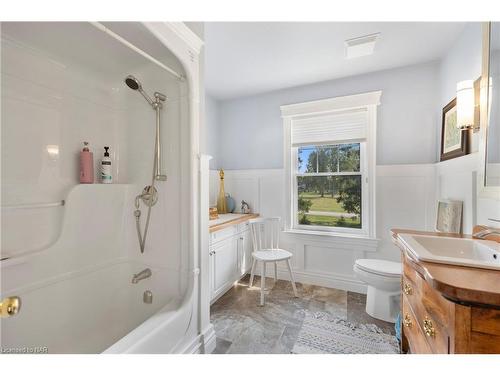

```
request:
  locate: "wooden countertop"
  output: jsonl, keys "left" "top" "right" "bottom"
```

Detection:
{"left": 209, "top": 213, "right": 259, "bottom": 233}
{"left": 391, "top": 228, "right": 500, "bottom": 308}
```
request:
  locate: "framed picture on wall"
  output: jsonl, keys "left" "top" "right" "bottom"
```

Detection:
{"left": 440, "top": 98, "right": 469, "bottom": 161}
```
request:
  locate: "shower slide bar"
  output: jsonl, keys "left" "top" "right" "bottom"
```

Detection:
{"left": 1, "top": 200, "right": 65, "bottom": 210}
{"left": 90, "top": 22, "right": 185, "bottom": 81}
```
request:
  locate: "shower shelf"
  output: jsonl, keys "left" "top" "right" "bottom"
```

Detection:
{"left": 1, "top": 200, "right": 65, "bottom": 210}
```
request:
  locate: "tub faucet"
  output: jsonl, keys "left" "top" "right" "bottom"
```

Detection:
{"left": 132, "top": 268, "right": 152, "bottom": 284}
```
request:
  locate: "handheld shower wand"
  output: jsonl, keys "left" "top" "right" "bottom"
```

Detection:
{"left": 125, "top": 75, "right": 167, "bottom": 253}
{"left": 125, "top": 75, "right": 167, "bottom": 181}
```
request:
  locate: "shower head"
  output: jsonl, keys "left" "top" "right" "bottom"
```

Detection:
{"left": 124, "top": 75, "right": 154, "bottom": 106}
{"left": 125, "top": 75, "right": 141, "bottom": 90}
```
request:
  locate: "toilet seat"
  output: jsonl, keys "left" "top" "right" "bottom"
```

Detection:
{"left": 354, "top": 259, "right": 401, "bottom": 278}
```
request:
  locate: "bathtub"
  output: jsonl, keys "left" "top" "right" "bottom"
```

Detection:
{"left": 1, "top": 185, "right": 197, "bottom": 354}
{"left": 0, "top": 257, "right": 194, "bottom": 353}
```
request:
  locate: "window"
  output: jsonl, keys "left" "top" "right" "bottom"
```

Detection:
{"left": 281, "top": 91, "right": 381, "bottom": 238}
{"left": 296, "top": 143, "right": 363, "bottom": 230}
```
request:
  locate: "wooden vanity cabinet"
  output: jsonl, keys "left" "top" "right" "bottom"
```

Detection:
{"left": 400, "top": 251, "right": 500, "bottom": 354}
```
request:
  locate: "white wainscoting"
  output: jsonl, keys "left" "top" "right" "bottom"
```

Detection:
{"left": 376, "top": 164, "right": 436, "bottom": 260}
{"left": 435, "top": 153, "right": 500, "bottom": 228}
{"left": 210, "top": 164, "right": 436, "bottom": 293}
{"left": 436, "top": 153, "right": 478, "bottom": 233}
{"left": 209, "top": 156, "right": 498, "bottom": 293}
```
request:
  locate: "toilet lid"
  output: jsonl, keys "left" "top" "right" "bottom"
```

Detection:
{"left": 355, "top": 259, "right": 401, "bottom": 277}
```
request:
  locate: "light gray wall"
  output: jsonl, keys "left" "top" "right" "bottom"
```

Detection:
{"left": 185, "top": 22, "right": 204, "bottom": 39}
{"left": 438, "top": 23, "right": 482, "bottom": 109}
{"left": 205, "top": 94, "right": 220, "bottom": 169}
{"left": 217, "top": 61, "right": 439, "bottom": 169}
{"left": 437, "top": 22, "right": 482, "bottom": 157}
{"left": 434, "top": 23, "right": 500, "bottom": 229}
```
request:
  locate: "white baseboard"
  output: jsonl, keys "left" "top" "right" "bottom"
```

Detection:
{"left": 201, "top": 324, "right": 217, "bottom": 354}
{"left": 210, "top": 271, "right": 252, "bottom": 305}
{"left": 210, "top": 283, "right": 233, "bottom": 305}
{"left": 180, "top": 335, "right": 202, "bottom": 354}
{"left": 180, "top": 324, "right": 216, "bottom": 354}
{"left": 252, "top": 268, "right": 367, "bottom": 294}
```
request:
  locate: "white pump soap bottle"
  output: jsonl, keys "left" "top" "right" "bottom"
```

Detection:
{"left": 101, "top": 146, "right": 112, "bottom": 184}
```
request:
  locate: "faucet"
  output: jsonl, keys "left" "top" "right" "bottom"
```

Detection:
{"left": 131, "top": 268, "right": 152, "bottom": 284}
{"left": 474, "top": 227, "right": 500, "bottom": 239}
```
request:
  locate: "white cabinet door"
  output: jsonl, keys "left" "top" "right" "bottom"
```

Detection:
{"left": 238, "top": 230, "right": 253, "bottom": 276}
{"left": 212, "top": 236, "right": 239, "bottom": 298}
{"left": 209, "top": 246, "right": 215, "bottom": 301}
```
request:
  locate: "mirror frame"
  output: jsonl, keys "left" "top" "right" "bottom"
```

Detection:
{"left": 478, "top": 22, "right": 500, "bottom": 200}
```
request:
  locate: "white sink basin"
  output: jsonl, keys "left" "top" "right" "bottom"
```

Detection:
{"left": 399, "top": 234, "right": 500, "bottom": 270}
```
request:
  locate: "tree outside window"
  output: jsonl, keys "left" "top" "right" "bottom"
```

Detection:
{"left": 296, "top": 143, "right": 362, "bottom": 229}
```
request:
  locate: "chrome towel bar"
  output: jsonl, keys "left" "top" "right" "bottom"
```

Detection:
{"left": 1, "top": 200, "right": 65, "bottom": 210}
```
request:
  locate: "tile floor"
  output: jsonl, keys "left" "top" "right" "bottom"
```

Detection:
{"left": 210, "top": 275, "right": 396, "bottom": 354}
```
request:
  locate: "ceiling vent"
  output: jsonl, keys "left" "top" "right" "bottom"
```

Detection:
{"left": 345, "top": 33, "right": 380, "bottom": 59}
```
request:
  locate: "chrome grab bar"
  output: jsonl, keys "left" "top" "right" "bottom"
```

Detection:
{"left": 1, "top": 200, "right": 65, "bottom": 210}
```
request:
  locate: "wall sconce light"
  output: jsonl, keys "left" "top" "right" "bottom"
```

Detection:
{"left": 456, "top": 80, "right": 475, "bottom": 130}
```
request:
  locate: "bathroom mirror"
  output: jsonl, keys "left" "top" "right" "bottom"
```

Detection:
{"left": 478, "top": 22, "right": 500, "bottom": 199}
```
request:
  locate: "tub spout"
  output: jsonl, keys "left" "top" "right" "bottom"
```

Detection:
{"left": 132, "top": 268, "right": 152, "bottom": 284}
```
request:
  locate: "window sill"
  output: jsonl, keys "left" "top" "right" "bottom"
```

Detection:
{"left": 283, "top": 228, "right": 379, "bottom": 251}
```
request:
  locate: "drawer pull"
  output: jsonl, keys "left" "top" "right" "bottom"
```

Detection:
{"left": 423, "top": 317, "right": 435, "bottom": 337}
{"left": 403, "top": 313, "right": 413, "bottom": 328}
{"left": 403, "top": 282, "right": 413, "bottom": 296}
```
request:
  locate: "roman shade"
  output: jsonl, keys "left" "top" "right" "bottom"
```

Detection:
{"left": 291, "top": 108, "right": 368, "bottom": 146}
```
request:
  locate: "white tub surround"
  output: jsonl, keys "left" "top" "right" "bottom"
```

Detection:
{"left": 1, "top": 22, "right": 209, "bottom": 354}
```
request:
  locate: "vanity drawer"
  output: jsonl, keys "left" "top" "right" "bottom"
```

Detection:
{"left": 403, "top": 262, "right": 451, "bottom": 327}
{"left": 237, "top": 221, "right": 250, "bottom": 233}
{"left": 210, "top": 226, "right": 238, "bottom": 244}
{"left": 402, "top": 260, "right": 428, "bottom": 294}
{"left": 402, "top": 275, "right": 419, "bottom": 308}
{"left": 409, "top": 293, "right": 449, "bottom": 353}
{"left": 402, "top": 296, "right": 432, "bottom": 354}
{"left": 403, "top": 263, "right": 451, "bottom": 354}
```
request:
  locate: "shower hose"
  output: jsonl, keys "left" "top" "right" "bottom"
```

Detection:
{"left": 134, "top": 139, "right": 159, "bottom": 254}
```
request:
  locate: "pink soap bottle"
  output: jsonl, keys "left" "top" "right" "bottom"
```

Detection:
{"left": 80, "top": 141, "right": 94, "bottom": 183}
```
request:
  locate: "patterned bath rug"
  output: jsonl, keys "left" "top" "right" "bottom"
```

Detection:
{"left": 291, "top": 311, "right": 399, "bottom": 354}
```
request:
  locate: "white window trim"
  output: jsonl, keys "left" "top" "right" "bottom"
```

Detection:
{"left": 281, "top": 91, "right": 381, "bottom": 239}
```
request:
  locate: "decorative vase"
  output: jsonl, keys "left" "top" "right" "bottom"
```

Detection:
{"left": 217, "top": 169, "right": 227, "bottom": 214}
{"left": 225, "top": 194, "right": 235, "bottom": 213}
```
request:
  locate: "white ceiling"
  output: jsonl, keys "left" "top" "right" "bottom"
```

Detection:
{"left": 205, "top": 22, "right": 467, "bottom": 100}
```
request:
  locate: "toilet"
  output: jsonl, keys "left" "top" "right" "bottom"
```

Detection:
{"left": 353, "top": 259, "right": 402, "bottom": 323}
